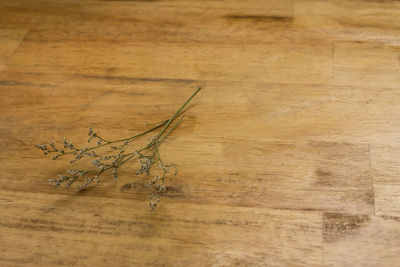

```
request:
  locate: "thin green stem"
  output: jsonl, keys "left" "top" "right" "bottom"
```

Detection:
{"left": 118, "top": 115, "right": 185, "bottom": 166}
{"left": 154, "top": 87, "right": 201, "bottom": 141}
{"left": 158, "top": 115, "right": 184, "bottom": 144}
{"left": 59, "top": 119, "right": 169, "bottom": 156}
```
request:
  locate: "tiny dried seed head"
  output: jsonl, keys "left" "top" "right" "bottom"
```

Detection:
{"left": 112, "top": 168, "right": 118, "bottom": 180}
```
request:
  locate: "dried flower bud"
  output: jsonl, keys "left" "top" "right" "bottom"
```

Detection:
{"left": 65, "top": 179, "right": 75, "bottom": 188}
{"left": 112, "top": 168, "right": 118, "bottom": 180}
{"left": 92, "top": 159, "right": 101, "bottom": 166}
{"left": 145, "top": 175, "right": 160, "bottom": 187}
{"left": 67, "top": 169, "right": 78, "bottom": 175}
{"left": 97, "top": 165, "right": 105, "bottom": 172}
{"left": 149, "top": 194, "right": 160, "bottom": 211}
{"left": 156, "top": 185, "right": 167, "bottom": 193}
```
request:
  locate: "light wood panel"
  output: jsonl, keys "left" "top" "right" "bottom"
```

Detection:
{"left": 323, "top": 213, "right": 400, "bottom": 266}
{"left": 0, "top": 0, "right": 399, "bottom": 266}
{"left": 371, "top": 144, "right": 400, "bottom": 217}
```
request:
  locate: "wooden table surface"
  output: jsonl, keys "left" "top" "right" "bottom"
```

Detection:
{"left": 1, "top": 0, "right": 400, "bottom": 266}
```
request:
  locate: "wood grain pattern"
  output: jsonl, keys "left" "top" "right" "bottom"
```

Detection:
{"left": 323, "top": 213, "right": 400, "bottom": 266}
{"left": 0, "top": 0, "right": 399, "bottom": 266}
{"left": 0, "top": 190, "right": 323, "bottom": 266}
{"left": 0, "top": 28, "right": 27, "bottom": 71}
{"left": 334, "top": 41, "right": 399, "bottom": 88}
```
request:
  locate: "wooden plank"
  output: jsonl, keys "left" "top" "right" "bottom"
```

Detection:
{"left": 294, "top": 0, "right": 400, "bottom": 45}
{"left": 164, "top": 138, "right": 373, "bottom": 214}
{"left": 2, "top": 77, "right": 400, "bottom": 146}
{"left": 371, "top": 144, "right": 400, "bottom": 185}
{"left": 0, "top": 0, "right": 298, "bottom": 45}
{"left": 374, "top": 185, "right": 400, "bottom": 217}
{"left": 371, "top": 144, "right": 400, "bottom": 216}
{"left": 0, "top": 190, "right": 323, "bottom": 266}
{"left": 323, "top": 213, "right": 400, "bottom": 266}
{"left": 193, "top": 81, "right": 400, "bottom": 143}
{"left": 0, "top": 135, "right": 374, "bottom": 215}
{"left": 4, "top": 39, "right": 333, "bottom": 85}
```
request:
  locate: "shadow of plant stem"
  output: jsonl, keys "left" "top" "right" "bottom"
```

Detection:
{"left": 36, "top": 87, "right": 202, "bottom": 210}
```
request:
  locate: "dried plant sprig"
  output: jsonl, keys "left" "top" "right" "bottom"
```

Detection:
{"left": 36, "top": 87, "right": 202, "bottom": 210}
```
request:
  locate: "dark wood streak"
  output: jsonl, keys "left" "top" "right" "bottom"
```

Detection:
{"left": 0, "top": 80, "right": 53, "bottom": 87}
{"left": 315, "top": 168, "right": 336, "bottom": 186}
{"left": 99, "top": 0, "right": 158, "bottom": 2}
{"left": 380, "top": 215, "right": 400, "bottom": 222}
{"left": 223, "top": 15, "right": 293, "bottom": 23}
{"left": 76, "top": 74, "right": 198, "bottom": 84}
{"left": 0, "top": 216, "right": 149, "bottom": 235}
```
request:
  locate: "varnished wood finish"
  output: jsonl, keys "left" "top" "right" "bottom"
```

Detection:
{"left": 1, "top": 0, "right": 399, "bottom": 266}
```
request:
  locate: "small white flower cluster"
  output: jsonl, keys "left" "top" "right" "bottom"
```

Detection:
{"left": 48, "top": 170, "right": 88, "bottom": 188}
{"left": 137, "top": 156, "right": 153, "bottom": 175}
{"left": 149, "top": 194, "right": 160, "bottom": 211}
